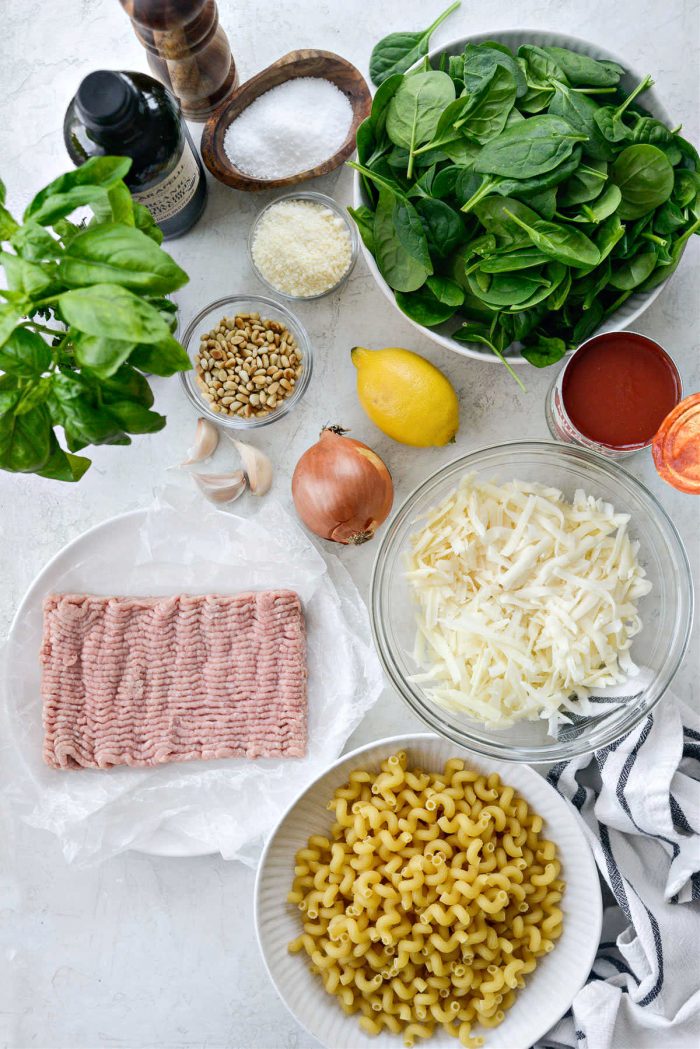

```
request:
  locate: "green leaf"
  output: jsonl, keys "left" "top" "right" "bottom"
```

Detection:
{"left": 474, "top": 115, "right": 586, "bottom": 179}
{"left": 58, "top": 223, "right": 188, "bottom": 294}
{"left": 479, "top": 247, "right": 551, "bottom": 272}
{"left": 24, "top": 157, "right": 132, "bottom": 223}
{"left": 426, "top": 275, "right": 464, "bottom": 306}
{"left": 10, "top": 222, "right": 60, "bottom": 261}
{"left": 105, "top": 400, "right": 165, "bottom": 435}
{"left": 609, "top": 251, "right": 658, "bottom": 289}
{"left": 386, "top": 70, "right": 456, "bottom": 156}
{"left": 348, "top": 205, "right": 376, "bottom": 253}
{"left": 612, "top": 144, "right": 674, "bottom": 218}
{"left": 72, "top": 332, "right": 136, "bottom": 379}
{"left": 517, "top": 44, "right": 568, "bottom": 87}
{"left": 373, "top": 187, "right": 432, "bottom": 292}
{"left": 0, "top": 327, "right": 51, "bottom": 375}
{"left": 34, "top": 431, "right": 91, "bottom": 481}
{"left": 58, "top": 284, "right": 173, "bottom": 344}
{"left": 542, "top": 48, "right": 623, "bottom": 88}
{"left": 504, "top": 211, "right": 600, "bottom": 269}
{"left": 98, "top": 364, "right": 154, "bottom": 407}
{"left": 414, "top": 197, "right": 464, "bottom": 258}
{"left": 14, "top": 374, "right": 53, "bottom": 415}
{"left": 133, "top": 203, "right": 163, "bottom": 244}
{"left": 0, "top": 251, "right": 59, "bottom": 298}
{"left": 521, "top": 333, "right": 568, "bottom": 367}
{"left": 107, "top": 183, "right": 134, "bottom": 225}
{"left": 461, "top": 43, "right": 527, "bottom": 99}
{"left": 0, "top": 302, "right": 25, "bottom": 348}
{"left": 128, "top": 334, "right": 191, "bottom": 376}
{"left": 369, "top": 2, "right": 461, "bottom": 86}
{"left": 48, "top": 371, "right": 129, "bottom": 451}
{"left": 0, "top": 205, "right": 19, "bottom": 240}
{"left": 0, "top": 402, "right": 52, "bottom": 472}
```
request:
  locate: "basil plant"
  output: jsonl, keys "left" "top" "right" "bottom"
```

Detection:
{"left": 0, "top": 157, "right": 191, "bottom": 482}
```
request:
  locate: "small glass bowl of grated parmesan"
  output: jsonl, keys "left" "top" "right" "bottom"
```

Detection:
{"left": 248, "top": 192, "right": 358, "bottom": 300}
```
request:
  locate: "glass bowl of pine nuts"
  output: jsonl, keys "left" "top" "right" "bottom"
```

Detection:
{"left": 180, "top": 294, "right": 312, "bottom": 429}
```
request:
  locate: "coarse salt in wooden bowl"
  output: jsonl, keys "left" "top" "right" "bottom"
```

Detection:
{"left": 201, "top": 49, "right": 371, "bottom": 191}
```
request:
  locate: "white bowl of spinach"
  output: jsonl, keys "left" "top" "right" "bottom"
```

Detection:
{"left": 350, "top": 29, "right": 699, "bottom": 380}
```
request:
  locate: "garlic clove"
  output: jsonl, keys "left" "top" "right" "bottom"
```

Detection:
{"left": 181, "top": 417, "right": 219, "bottom": 466}
{"left": 192, "top": 469, "right": 247, "bottom": 505}
{"left": 231, "top": 438, "right": 273, "bottom": 496}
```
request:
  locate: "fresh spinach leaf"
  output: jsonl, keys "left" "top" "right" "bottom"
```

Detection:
{"left": 369, "top": 2, "right": 461, "bottom": 86}
{"left": 373, "top": 188, "right": 432, "bottom": 292}
{"left": 542, "top": 47, "right": 623, "bottom": 88}
{"left": 521, "top": 332, "right": 568, "bottom": 367}
{"left": 612, "top": 144, "right": 674, "bottom": 218}
{"left": 474, "top": 115, "right": 586, "bottom": 178}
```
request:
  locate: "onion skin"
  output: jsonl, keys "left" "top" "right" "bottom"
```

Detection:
{"left": 292, "top": 427, "right": 394, "bottom": 544}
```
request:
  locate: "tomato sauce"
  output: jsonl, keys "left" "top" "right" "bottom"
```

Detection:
{"left": 562, "top": 332, "right": 681, "bottom": 449}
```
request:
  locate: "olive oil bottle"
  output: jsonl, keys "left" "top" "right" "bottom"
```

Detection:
{"left": 64, "top": 70, "right": 207, "bottom": 239}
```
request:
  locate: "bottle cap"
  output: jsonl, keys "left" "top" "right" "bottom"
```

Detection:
{"left": 76, "top": 71, "right": 133, "bottom": 127}
{"left": 652, "top": 394, "right": 700, "bottom": 494}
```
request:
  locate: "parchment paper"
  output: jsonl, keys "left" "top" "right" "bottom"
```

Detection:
{"left": 2, "top": 482, "right": 383, "bottom": 866}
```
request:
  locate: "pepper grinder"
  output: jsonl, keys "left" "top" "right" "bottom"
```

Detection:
{"left": 117, "top": 0, "right": 238, "bottom": 121}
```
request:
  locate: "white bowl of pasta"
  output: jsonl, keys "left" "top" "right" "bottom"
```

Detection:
{"left": 255, "top": 733, "right": 602, "bottom": 1049}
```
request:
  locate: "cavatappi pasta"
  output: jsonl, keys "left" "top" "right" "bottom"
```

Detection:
{"left": 288, "top": 753, "right": 564, "bottom": 1047}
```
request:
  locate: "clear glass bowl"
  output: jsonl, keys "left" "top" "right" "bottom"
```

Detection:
{"left": 179, "top": 294, "right": 312, "bottom": 430}
{"left": 248, "top": 191, "right": 358, "bottom": 301}
{"left": 370, "top": 441, "right": 693, "bottom": 763}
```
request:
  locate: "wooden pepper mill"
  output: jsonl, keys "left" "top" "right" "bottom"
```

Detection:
{"left": 118, "top": 0, "right": 238, "bottom": 121}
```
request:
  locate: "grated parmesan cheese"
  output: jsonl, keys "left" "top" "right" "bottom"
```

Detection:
{"left": 406, "top": 475, "right": 652, "bottom": 727}
{"left": 251, "top": 198, "right": 353, "bottom": 298}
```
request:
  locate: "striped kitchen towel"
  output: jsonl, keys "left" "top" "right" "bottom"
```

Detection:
{"left": 537, "top": 695, "right": 700, "bottom": 1049}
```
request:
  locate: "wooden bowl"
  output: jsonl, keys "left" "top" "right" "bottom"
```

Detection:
{"left": 201, "top": 50, "right": 372, "bottom": 191}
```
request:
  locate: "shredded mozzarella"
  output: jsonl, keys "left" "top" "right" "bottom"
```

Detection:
{"left": 405, "top": 476, "right": 652, "bottom": 727}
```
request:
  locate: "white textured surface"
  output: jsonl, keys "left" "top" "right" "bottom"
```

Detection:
{"left": 256, "top": 734, "right": 601, "bottom": 1049}
{"left": 0, "top": 1, "right": 698, "bottom": 1047}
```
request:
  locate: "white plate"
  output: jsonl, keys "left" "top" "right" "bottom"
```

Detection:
{"left": 353, "top": 30, "right": 674, "bottom": 364}
{"left": 5, "top": 510, "right": 212, "bottom": 857}
{"left": 255, "top": 733, "right": 602, "bottom": 1049}
{"left": 5, "top": 502, "right": 382, "bottom": 861}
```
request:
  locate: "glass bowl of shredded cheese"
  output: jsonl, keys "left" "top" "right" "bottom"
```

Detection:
{"left": 248, "top": 191, "right": 358, "bottom": 300}
{"left": 370, "top": 441, "right": 692, "bottom": 762}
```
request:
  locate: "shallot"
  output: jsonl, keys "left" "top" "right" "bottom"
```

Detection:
{"left": 291, "top": 426, "right": 393, "bottom": 544}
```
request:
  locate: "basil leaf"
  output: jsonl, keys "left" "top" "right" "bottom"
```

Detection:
{"left": 24, "top": 157, "right": 131, "bottom": 223}
{"left": 105, "top": 400, "right": 165, "bottom": 435}
{"left": 34, "top": 431, "right": 91, "bottom": 482}
{"left": 0, "top": 251, "right": 59, "bottom": 298}
{"left": 0, "top": 302, "right": 26, "bottom": 348}
{"left": 48, "top": 371, "right": 129, "bottom": 451}
{"left": 0, "top": 402, "right": 52, "bottom": 472}
{"left": 0, "top": 327, "right": 51, "bottom": 375}
{"left": 128, "top": 334, "right": 191, "bottom": 376}
{"left": 0, "top": 205, "right": 19, "bottom": 240}
{"left": 11, "top": 222, "right": 60, "bottom": 261}
{"left": 98, "top": 364, "right": 154, "bottom": 408}
{"left": 58, "top": 223, "right": 188, "bottom": 294}
{"left": 72, "top": 332, "right": 136, "bottom": 379}
{"left": 58, "top": 284, "right": 173, "bottom": 344}
{"left": 133, "top": 203, "right": 163, "bottom": 245}
{"left": 369, "top": 2, "right": 461, "bottom": 86}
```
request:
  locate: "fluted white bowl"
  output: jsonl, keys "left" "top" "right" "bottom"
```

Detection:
{"left": 255, "top": 733, "right": 602, "bottom": 1049}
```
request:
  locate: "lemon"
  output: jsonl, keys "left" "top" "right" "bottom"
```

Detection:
{"left": 351, "top": 347, "right": 459, "bottom": 447}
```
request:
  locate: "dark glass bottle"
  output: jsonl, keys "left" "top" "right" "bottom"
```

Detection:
{"left": 64, "top": 70, "right": 207, "bottom": 239}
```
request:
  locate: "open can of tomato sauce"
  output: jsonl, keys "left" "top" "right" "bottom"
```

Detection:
{"left": 546, "top": 331, "right": 682, "bottom": 460}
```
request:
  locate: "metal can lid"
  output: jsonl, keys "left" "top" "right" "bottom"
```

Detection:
{"left": 652, "top": 393, "right": 700, "bottom": 494}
